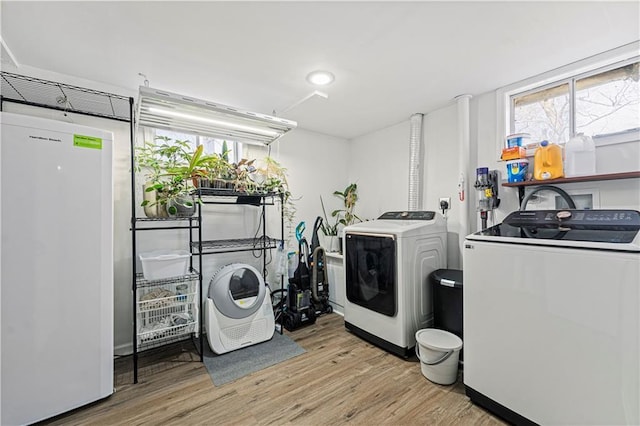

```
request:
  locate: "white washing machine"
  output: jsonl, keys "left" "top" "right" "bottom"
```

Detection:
{"left": 343, "top": 211, "right": 447, "bottom": 357}
{"left": 464, "top": 209, "right": 640, "bottom": 425}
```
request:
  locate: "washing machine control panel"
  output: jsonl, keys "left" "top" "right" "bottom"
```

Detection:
{"left": 504, "top": 209, "right": 640, "bottom": 229}
{"left": 379, "top": 211, "right": 436, "bottom": 220}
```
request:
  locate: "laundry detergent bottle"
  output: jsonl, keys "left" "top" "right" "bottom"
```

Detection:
{"left": 534, "top": 140, "right": 564, "bottom": 180}
{"left": 564, "top": 133, "right": 596, "bottom": 177}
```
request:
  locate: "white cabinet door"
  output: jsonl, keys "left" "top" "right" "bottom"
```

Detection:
{"left": 325, "top": 253, "right": 344, "bottom": 315}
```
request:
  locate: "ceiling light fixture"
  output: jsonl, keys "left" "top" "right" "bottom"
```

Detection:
{"left": 137, "top": 87, "right": 297, "bottom": 145}
{"left": 306, "top": 70, "right": 335, "bottom": 86}
{"left": 147, "top": 107, "right": 279, "bottom": 137}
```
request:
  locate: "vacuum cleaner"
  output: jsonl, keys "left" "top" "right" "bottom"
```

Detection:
{"left": 272, "top": 218, "right": 332, "bottom": 331}
{"left": 309, "top": 216, "right": 332, "bottom": 316}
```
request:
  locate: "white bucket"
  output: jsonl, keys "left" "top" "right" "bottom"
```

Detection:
{"left": 415, "top": 328, "right": 463, "bottom": 385}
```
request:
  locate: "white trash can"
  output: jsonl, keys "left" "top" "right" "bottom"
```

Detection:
{"left": 415, "top": 328, "right": 463, "bottom": 385}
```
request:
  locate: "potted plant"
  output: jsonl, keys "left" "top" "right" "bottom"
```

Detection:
{"left": 161, "top": 144, "right": 211, "bottom": 216}
{"left": 260, "top": 156, "right": 290, "bottom": 196}
{"left": 136, "top": 137, "right": 202, "bottom": 217}
{"left": 254, "top": 157, "right": 297, "bottom": 247}
{"left": 319, "top": 183, "right": 361, "bottom": 252}
{"left": 135, "top": 136, "right": 181, "bottom": 218}
{"left": 319, "top": 195, "right": 340, "bottom": 252}
{"left": 332, "top": 183, "right": 361, "bottom": 228}
{"left": 233, "top": 158, "right": 259, "bottom": 193}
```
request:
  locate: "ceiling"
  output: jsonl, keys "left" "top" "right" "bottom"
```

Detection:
{"left": 1, "top": 1, "right": 639, "bottom": 140}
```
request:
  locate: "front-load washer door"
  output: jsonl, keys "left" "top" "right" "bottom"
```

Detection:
{"left": 345, "top": 232, "right": 397, "bottom": 316}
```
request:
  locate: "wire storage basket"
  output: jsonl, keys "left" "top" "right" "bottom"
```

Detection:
{"left": 136, "top": 278, "right": 199, "bottom": 349}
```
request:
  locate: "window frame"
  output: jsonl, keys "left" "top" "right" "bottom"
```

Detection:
{"left": 496, "top": 42, "right": 640, "bottom": 158}
{"left": 145, "top": 127, "right": 244, "bottom": 163}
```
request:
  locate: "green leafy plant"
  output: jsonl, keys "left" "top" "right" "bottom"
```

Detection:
{"left": 135, "top": 139, "right": 297, "bottom": 219}
{"left": 260, "top": 156, "right": 290, "bottom": 198}
{"left": 135, "top": 137, "right": 204, "bottom": 216}
{"left": 320, "top": 183, "right": 361, "bottom": 236}
{"left": 319, "top": 196, "right": 338, "bottom": 236}
{"left": 333, "top": 183, "right": 361, "bottom": 227}
{"left": 253, "top": 156, "right": 297, "bottom": 246}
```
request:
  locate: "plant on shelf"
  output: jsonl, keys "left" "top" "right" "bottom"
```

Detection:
{"left": 333, "top": 183, "right": 361, "bottom": 227}
{"left": 260, "top": 157, "right": 290, "bottom": 198}
{"left": 135, "top": 136, "right": 202, "bottom": 217}
{"left": 319, "top": 196, "right": 338, "bottom": 237}
{"left": 252, "top": 157, "right": 297, "bottom": 247}
{"left": 233, "top": 158, "right": 260, "bottom": 194}
{"left": 207, "top": 141, "right": 235, "bottom": 189}
{"left": 319, "top": 183, "right": 362, "bottom": 252}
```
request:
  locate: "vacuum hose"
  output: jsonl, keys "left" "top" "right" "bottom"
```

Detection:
{"left": 310, "top": 216, "right": 323, "bottom": 254}
{"left": 311, "top": 246, "right": 326, "bottom": 303}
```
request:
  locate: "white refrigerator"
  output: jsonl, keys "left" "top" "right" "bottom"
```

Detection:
{"left": 1, "top": 112, "right": 114, "bottom": 425}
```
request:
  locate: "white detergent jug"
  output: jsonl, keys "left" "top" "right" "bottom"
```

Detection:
{"left": 565, "top": 134, "right": 596, "bottom": 177}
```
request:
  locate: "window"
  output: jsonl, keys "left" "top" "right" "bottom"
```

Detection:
{"left": 510, "top": 60, "right": 639, "bottom": 147}
{"left": 513, "top": 83, "right": 570, "bottom": 145}
{"left": 154, "top": 128, "right": 243, "bottom": 163}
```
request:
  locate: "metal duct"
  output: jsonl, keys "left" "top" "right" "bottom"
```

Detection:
{"left": 408, "top": 113, "right": 424, "bottom": 211}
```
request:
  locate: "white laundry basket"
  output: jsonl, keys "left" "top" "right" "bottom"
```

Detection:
{"left": 415, "top": 328, "right": 463, "bottom": 385}
{"left": 139, "top": 250, "right": 191, "bottom": 280}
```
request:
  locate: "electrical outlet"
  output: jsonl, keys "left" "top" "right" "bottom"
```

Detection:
{"left": 439, "top": 197, "right": 451, "bottom": 211}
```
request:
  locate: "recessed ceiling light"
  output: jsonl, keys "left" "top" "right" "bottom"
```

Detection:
{"left": 306, "top": 70, "right": 335, "bottom": 86}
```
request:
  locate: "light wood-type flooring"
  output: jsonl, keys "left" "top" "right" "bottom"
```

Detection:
{"left": 43, "top": 313, "right": 504, "bottom": 425}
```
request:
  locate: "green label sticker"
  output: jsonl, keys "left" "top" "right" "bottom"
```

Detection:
{"left": 73, "top": 134, "right": 102, "bottom": 150}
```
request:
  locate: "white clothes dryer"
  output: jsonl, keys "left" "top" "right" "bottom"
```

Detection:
{"left": 206, "top": 263, "right": 275, "bottom": 354}
{"left": 343, "top": 211, "right": 447, "bottom": 357}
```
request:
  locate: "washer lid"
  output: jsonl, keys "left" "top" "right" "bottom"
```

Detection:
{"left": 468, "top": 209, "right": 640, "bottom": 252}
{"left": 344, "top": 211, "right": 446, "bottom": 237}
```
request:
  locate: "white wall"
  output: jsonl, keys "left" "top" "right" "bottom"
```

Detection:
{"left": 346, "top": 109, "right": 464, "bottom": 268}
{"left": 423, "top": 105, "right": 461, "bottom": 268}
{"left": 264, "top": 128, "right": 350, "bottom": 250}
{"left": 347, "top": 120, "right": 410, "bottom": 220}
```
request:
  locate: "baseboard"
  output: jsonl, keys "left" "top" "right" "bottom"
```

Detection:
{"left": 114, "top": 342, "right": 133, "bottom": 357}
{"left": 465, "top": 385, "right": 538, "bottom": 426}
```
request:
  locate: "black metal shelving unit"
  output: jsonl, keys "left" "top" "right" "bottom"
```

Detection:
{"left": 130, "top": 216, "right": 203, "bottom": 383}
{"left": 194, "top": 187, "right": 285, "bottom": 335}
{"left": 129, "top": 155, "right": 286, "bottom": 384}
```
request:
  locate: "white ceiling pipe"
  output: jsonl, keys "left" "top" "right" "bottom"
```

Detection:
{"left": 456, "top": 94, "right": 472, "bottom": 266}
{"left": 408, "top": 113, "right": 424, "bottom": 211}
